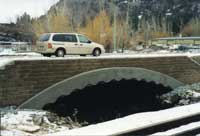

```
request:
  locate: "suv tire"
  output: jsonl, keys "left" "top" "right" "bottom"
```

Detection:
{"left": 93, "top": 48, "right": 101, "bottom": 56}
{"left": 56, "top": 49, "right": 65, "bottom": 57}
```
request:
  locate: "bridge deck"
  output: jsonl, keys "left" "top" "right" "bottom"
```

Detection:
{"left": 1, "top": 53, "right": 200, "bottom": 69}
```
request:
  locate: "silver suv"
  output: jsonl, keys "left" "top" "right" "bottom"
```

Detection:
{"left": 36, "top": 33, "right": 105, "bottom": 57}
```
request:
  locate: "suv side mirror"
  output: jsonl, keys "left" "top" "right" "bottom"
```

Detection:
{"left": 88, "top": 40, "right": 92, "bottom": 44}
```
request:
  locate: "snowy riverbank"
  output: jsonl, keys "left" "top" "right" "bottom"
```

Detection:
{"left": 1, "top": 109, "right": 83, "bottom": 136}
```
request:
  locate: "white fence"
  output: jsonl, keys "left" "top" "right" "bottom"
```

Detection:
{"left": 0, "top": 42, "right": 33, "bottom": 53}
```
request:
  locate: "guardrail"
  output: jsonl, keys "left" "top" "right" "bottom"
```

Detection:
{"left": 0, "top": 41, "right": 33, "bottom": 52}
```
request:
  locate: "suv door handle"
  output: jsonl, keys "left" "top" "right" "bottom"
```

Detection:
{"left": 74, "top": 44, "right": 78, "bottom": 45}
{"left": 80, "top": 44, "right": 83, "bottom": 46}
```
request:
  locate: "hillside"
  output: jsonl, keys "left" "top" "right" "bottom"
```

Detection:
{"left": 2, "top": 0, "right": 200, "bottom": 47}
{"left": 46, "top": 0, "right": 200, "bottom": 32}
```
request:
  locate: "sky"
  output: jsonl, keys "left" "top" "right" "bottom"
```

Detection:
{"left": 0, "top": 0, "right": 59, "bottom": 23}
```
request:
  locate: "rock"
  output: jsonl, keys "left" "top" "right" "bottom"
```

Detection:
{"left": 178, "top": 99, "right": 190, "bottom": 105}
{"left": 57, "top": 119, "right": 64, "bottom": 125}
{"left": 81, "top": 121, "right": 89, "bottom": 126}
{"left": 17, "top": 125, "right": 40, "bottom": 133}
{"left": 135, "top": 45, "right": 144, "bottom": 51}
{"left": 46, "top": 112, "right": 57, "bottom": 123}
{"left": 32, "top": 115, "right": 43, "bottom": 126}
{"left": 65, "top": 116, "right": 74, "bottom": 124}
{"left": 170, "top": 94, "right": 180, "bottom": 104}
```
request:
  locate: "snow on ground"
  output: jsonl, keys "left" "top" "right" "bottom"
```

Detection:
{"left": 44, "top": 103, "right": 200, "bottom": 136}
{"left": 0, "top": 50, "right": 42, "bottom": 69}
{"left": 0, "top": 59, "right": 14, "bottom": 69}
{"left": 0, "top": 49, "right": 41, "bottom": 56}
{"left": 2, "top": 110, "right": 45, "bottom": 129}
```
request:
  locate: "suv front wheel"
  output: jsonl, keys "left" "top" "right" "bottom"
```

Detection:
{"left": 93, "top": 48, "right": 101, "bottom": 56}
{"left": 56, "top": 49, "right": 65, "bottom": 57}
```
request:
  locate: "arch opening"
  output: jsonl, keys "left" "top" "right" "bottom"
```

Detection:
{"left": 43, "top": 79, "right": 173, "bottom": 125}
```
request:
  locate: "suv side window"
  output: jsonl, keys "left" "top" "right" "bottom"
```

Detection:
{"left": 64, "top": 35, "right": 77, "bottom": 42}
{"left": 78, "top": 35, "right": 90, "bottom": 43}
{"left": 53, "top": 34, "right": 77, "bottom": 42}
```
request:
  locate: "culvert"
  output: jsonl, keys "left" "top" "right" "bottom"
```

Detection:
{"left": 43, "top": 79, "right": 173, "bottom": 125}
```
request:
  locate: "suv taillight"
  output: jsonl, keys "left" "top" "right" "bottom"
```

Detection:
{"left": 48, "top": 43, "right": 53, "bottom": 49}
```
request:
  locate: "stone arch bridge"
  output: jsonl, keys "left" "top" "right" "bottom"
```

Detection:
{"left": 0, "top": 54, "right": 200, "bottom": 109}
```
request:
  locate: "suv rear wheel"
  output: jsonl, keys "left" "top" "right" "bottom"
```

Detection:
{"left": 93, "top": 48, "right": 101, "bottom": 56}
{"left": 56, "top": 49, "right": 65, "bottom": 57}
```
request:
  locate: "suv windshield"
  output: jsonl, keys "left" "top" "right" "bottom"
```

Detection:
{"left": 39, "top": 34, "right": 51, "bottom": 42}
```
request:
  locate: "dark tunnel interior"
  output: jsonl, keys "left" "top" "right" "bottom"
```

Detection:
{"left": 43, "top": 79, "right": 173, "bottom": 125}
